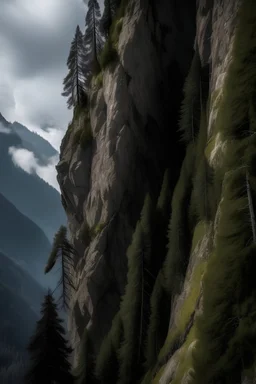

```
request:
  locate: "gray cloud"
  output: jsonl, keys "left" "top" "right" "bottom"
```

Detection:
{"left": 0, "top": 0, "right": 86, "bottom": 78}
{"left": 0, "top": 0, "right": 104, "bottom": 188}
{"left": 8, "top": 146, "right": 60, "bottom": 191}
{"left": 0, "top": 0, "right": 92, "bottom": 151}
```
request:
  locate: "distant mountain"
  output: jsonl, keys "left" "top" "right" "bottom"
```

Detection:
{"left": 0, "top": 252, "right": 44, "bottom": 382}
{"left": 0, "top": 113, "right": 58, "bottom": 161}
{"left": 0, "top": 278, "right": 38, "bottom": 383}
{"left": 0, "top": 252, "right": 45, "bottom": 313}
{"left": 0, "top": 114, "right": 66, "bottom": 241}
{"left": 12, "top": 121, "right": 58, "bottom": 164}
{"left": 0, "top": 279, "right": 38, "bottom": 351}
{"left": 0, "top": 114, "right": 64, "bottom": 382}
{"left": 0, "top": 191, "right": 52, "bottom": 285}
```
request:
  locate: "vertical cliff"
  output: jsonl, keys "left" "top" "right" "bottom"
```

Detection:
{"left": 57, "top": 0, "right": 195, "bottom": 356}
{"left": 57, "top": 0, "right": 256, "bottom": 382}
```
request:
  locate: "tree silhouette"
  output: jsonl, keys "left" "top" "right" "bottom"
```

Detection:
{"left": 45, "top": 226, "right": 77, "bottom": 311}
{"left": 74, "top": 328, "right": 98, "bottom": 384}
{"left": 24, "top": 291, "right": 74, "bottom": 384}
{"left": 95, "top": 312, "right": 124, "bottom": 384}
{"left": 100, "top": 0, "right": 120, "bottom": 37}
{"left": 84, "top": 0, "right": 103, "bottom": 73}
{"left": 118, "top": 195, "right": 155, "bottom": 384}
{"left": 62, "top": 25, "right": 88, "bottom": 109}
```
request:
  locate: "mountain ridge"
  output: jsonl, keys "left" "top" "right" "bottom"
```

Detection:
{"left": 12, "top": 121, "right": 58, "bottom": 164}
{"left": 0, "top": 113, "right": 66, "bottom": 241}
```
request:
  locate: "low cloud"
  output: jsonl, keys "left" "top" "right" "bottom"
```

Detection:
{"left": 0, "top": 123, "right": 11, "bottom": 134}
{"left": 8, "top": 147, "right": 60, "bottom": 192}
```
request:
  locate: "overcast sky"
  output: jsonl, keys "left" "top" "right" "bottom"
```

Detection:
{"left": 0, "top": 0, "right": 103, "bottom": 191}
{"left": 0, "top": 0, "right": 100, "bottom": 150}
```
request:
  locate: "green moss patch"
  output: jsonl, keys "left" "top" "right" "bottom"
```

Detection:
{"left": 99, "top": 0, "right": 129, "bottom": 70}
{"left": 171, "top": 327, "right": 196, "bottom": 384}
{"left": 94, "top": 71, "right": 103, "bottom": 87}
{"left": 159, "top": 260, "right": 206, "bottom": 362}
{"left": 177, "top": 262, "right": 205, "bottom": 330}
{"left": 152, "top": 365, "right": 166, "bottom": 384}
{"left": 80, "top": 220, "right": 106, "bottom": 246}
{"left": 90, "top": 222, "right": 106, "bottom": 238}
{"left": 79, "top": 220, "right": 91, "bottom": 247}
{"left": 72, "top": 108, "right": 93, "bottom": 149}
{"left": 163, "top": 142, "right": 195, "bottom": 296}
{"left": 191, "top": 166, "right": 256, "bottom": 382}
{"left": 204, "top": 134, "right": 217, "bottom": 161}
{"left": 190, "top": 221, "right": 207, "bottom": 254}
{"left": 111, "top": 18, "right": 124, "bottom": 48}
{"left": 99, "top": 39, "right": 118, "bottom": 69}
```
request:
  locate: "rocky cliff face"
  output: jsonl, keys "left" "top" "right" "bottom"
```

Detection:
{"left": 57, "top": 0, "right": 195, "bottom": 357}
{"left": 57, "top": 0, "right": 256, "bottom": 382}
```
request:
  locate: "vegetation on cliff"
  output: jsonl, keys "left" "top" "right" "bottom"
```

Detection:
{"left": 59, "top": 0, "right": 256, "bottom": 383}
{"left": 45, "top": 226, "right": 77, "bottom": 310}
{"left": 62, "top": 25, "right": 88, "bottom": 109}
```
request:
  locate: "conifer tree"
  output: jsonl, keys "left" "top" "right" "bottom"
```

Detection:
{"left": 24, "top": 291, "right": 74, "bottom": 384}
{"left": 144, "top": 171, "right": 173, "bottom": 369}
{"left": 95, "top": 312, "right": 123, "bottom": 384}
{"left": 84, "top": 0, "right": 103, "bottom": 73}
{"left": 100, "top": 0, "right": 120, "bottom": 37}
{"left": 118, "top": 195, "right": 155, "bottom": 384}
{"left": 179, "top": 49, "right": 201, "bottom": 143}
{"left": 74, "top": 328, "right": 97, "bottom": 384}
{"left": 144, "top": 270, "right": 170, "bottom": 369}
{"left": 163, "top": 142, "right": 195, "bottom": 297}
{"left": 44, "top": 226, "right": 76, "bottom": 310}
{"left": 62, "top": 25, "right": 88, "bottom": 109}
{"left": 152, "top": 169, "right": 172, "bottom": 273}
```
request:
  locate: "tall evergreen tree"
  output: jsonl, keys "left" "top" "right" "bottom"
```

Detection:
{"left": 44, "top": 226, "right": 77, "bottom": 311}
{"left": 95, "top": 312, "right": 124, "bottom": 384}
{"left": 62, "top": 25, "right": 88, "bottom": 109}
{"left": 152, "top": 169, "right": 172, "bottom": 273}
{"left": 24, "top": 291, "right": 74, "bottom": 384}
{"left": 74, "top": 328, "right": 97, "bottom": 384}
{"left": 84, "top": 0, "right": 103, "bottom": 73}
{"left": 179, "top": 49, "right": 201, "bottom": 143}
{"left": 100, "top": 0, "right": 120, "bottom": 37}
{"left": 118, "top": 195, "right": 155, "bottom": 384}
{"left": 144, "top": 270, "right": 170, "bottom": 369}
{"left": 144, "top": 171, "right": 173, "bottom": 369}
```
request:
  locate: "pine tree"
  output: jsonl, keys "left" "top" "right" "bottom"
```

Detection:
{"left": 144, "top": 271, "right": 170, "bottom": 369}
{"left": 118, "top": 195, "right": 155, "bottom": 384}
{"left": 74, "top": 328, "right": 97, "bottom": 384}
{"left": 179, "top": 49, "right": 201, "bottom": 143}
{"left": 100, "top": 0, "right": 120, "bottom": 37}
{"left": 163, "top": 142, "right": 195, "bottom": 297}
{"left": 95, "top": 312, "right": 123, "bottom": 384}
{"left": 144, "top": 171, "right": 173, "bottom": 369}
{"left": 24, "top": 291, "right": 74, "bottom": 384}
{"left": 84, "top": 0, "right": 103, "bottom": 74}
{"left": 152, "top": 169, "right": 172, "bottom": 273}
{"left": 44, "top": 226, "right": 76, "bottom": 311}
{"left": 62, "top": 25, "right": 88, "bottom": 109}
